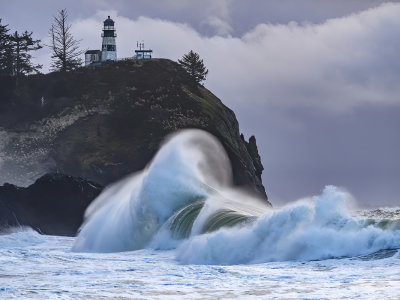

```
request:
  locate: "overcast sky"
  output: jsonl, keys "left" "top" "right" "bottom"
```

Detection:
{"left": 1, "top": 0, "right": 399, "bottom": 207}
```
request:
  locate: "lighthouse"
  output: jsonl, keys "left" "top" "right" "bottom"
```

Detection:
{"left": 101, "top": 16, "right": 117, "bottom": 61}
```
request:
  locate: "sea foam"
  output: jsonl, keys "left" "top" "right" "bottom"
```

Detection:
{"left": 177, "top": 186, "right": 400, "bottom": 264}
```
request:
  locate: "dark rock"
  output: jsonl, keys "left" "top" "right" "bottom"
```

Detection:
{"left": 0, "top": 59, "right": 269, "bottom": 203}
{"left": 245, "top": 135, "right": 264, "bottom": 180}
{"left": 0, "top": 173, "right": 102, "bottom": 236}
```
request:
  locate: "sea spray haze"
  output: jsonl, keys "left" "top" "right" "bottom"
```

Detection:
{"left": 73, "top": 129, "right": 400, "bottom": 267}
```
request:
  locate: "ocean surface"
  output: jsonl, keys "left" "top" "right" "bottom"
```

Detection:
{"left": 1, "top": 226, "right": 399, "bottom": 299}
{"left": 1, "top": 130, "right": 400, "bottom": 299}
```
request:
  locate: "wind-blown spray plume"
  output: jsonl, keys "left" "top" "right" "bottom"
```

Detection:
{"left": 73, "top": 129, "right": 240, "bottom": 252}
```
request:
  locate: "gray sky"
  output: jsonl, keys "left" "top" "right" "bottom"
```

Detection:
{"left": 1, "top": 0, "right": 399, "bottom": 207}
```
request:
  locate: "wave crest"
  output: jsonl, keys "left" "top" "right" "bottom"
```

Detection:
{"left": 72, "top": 129, "right": 400, "bottom": 265}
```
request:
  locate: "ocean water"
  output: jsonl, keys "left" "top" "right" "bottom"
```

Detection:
{"left": 1, "top": 228, "right": 399, "bottom": 299}
{"left": 2, "top": 130, "right": 400, "bottom": 298}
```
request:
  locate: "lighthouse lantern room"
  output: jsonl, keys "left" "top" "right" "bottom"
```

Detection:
{"left": 101, "top": 16, "right": 117, "bottom": 61}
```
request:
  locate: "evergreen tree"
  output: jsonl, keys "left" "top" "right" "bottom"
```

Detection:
{"left": 9, "top": 31, "right": 42, "bottom": 78}
{"left": 178, "top": 50, "right": 209, "bottom": 84}
{"left": 49, "top": 9, "right": 83, "bottom": 72}
{"left": 0, "top": 19, "right": 13, "bottom": 76}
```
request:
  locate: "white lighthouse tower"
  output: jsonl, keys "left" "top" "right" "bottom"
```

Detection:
{"left": 101, "top": 16, "right": 117, "bottom": 61}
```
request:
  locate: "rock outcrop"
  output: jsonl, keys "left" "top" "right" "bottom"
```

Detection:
{"left": 0, "top": 173, "right": 102, "bottom": 236}
{"left": 0, "top": 59, "right": 269, "bottom": 203}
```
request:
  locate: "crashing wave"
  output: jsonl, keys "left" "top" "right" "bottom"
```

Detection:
{"left": 73, "top": 129, "right": 400, "bottom": 265}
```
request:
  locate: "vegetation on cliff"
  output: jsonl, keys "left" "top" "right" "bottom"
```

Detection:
{"left": 178, "top": 50, "right": 209, "bottom": 84}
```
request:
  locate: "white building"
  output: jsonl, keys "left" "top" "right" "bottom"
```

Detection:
{"left": 84, "top": 50, "right": 101, "bottom": 66}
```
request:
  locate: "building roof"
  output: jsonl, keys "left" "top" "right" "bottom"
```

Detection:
{"left": 85, "top": 50, "right": 101, "bottom": 54}
{"left": 104, "top": 16, "right": 115, "bottom": 26}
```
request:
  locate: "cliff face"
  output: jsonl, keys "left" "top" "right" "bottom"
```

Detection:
{"left": 0, "top": 59, "right": 269, "bottom": 203}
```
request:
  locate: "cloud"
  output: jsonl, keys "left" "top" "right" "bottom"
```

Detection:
{"left": 207, "top": 2, "right": 400, "bottom": 111}
{"left": 52, "top": 2, "right": 400, "bottom": 113}
{"left": 201, "top": 16, "right": 233, "bottom": 36}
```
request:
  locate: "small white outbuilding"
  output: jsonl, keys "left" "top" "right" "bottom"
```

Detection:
{"left": 85, "top": 50, "right": 102, "bottom": 66}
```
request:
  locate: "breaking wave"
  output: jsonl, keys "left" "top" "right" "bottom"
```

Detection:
{"left": 73, "top": 129, "right": 400, "bottom": 265}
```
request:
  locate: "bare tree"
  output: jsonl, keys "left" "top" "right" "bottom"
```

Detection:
{"left": 49, "top": 9, "right": 83, "bottom": 72}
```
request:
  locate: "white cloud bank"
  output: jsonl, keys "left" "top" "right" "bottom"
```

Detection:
{"left": 38, "top": 2, "right": 400, "bottom": 113}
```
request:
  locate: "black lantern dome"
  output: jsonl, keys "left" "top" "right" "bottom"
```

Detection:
{"left": 104, "top": 16, "right": 114, "bottom": 26}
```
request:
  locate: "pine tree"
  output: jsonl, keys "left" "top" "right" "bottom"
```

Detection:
{"left": 49, "top": 9, "right": 83, "bottom": 72}
{"left": 0, "top": 19, "right": 13, "bottom": 76}
{"left": 9, "top": 31, "right": 42, "bottom": 78}
{"left": 0, "top": 20, "right": 41, "bottom": 84}
{"left": 178, "top": 50, "right": 209, "bottom": 84}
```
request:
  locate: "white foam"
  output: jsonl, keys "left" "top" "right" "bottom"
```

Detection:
{"left": 73, "top": 129, "right": 230, "bottom": 252}
{"left": 177, "top": 186, "right": 400, "bottom": 264}
{"left": 0, "top": 228, "right": 46, "bottom": 248}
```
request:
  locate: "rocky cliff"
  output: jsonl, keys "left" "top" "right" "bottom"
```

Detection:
{"left": 0, "top": 174, "right": 102, "bottom": 235}
{"left": 0, "top": 59, "right": 269, "bottom": 203}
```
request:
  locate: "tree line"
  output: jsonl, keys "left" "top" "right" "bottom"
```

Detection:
{"left": 1, "top": 8, "right": 208, "bottom": 84}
